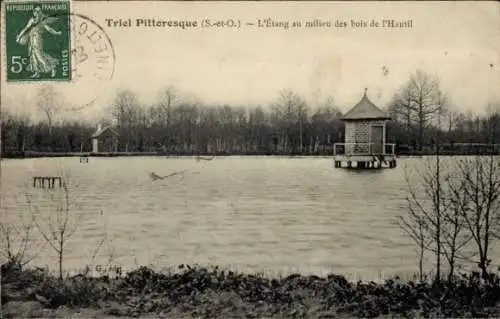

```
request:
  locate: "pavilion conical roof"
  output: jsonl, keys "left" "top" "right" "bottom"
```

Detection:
{"left": 341, "top": 88, "right": 391, "bottom": 121}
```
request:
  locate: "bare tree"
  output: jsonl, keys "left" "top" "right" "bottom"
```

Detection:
{"left": 112, "top": 89, "right": 141, "bottom": 126}
{"left": 388, "top": 86, "right": 415, "bottom": 134}
{"left": 446, "top": 109, "right": 461, "bottom": 135}
{"left": 111, "top": 89, "right": 141, "bottom": 152}
{"left": 247, "top": 106, "right": 268, "bottom": 152}
{"left": 398, "top": 99, "right": 472, "bottom": 282}
{"left": 485, "top": 101, "right": 500, "bottom": 145}
{"left": 442, "top": 174, "right": 476, "bottom": 280}
{"left": 400, "top": 157, "right": 446, "bottom": 282}
{"left": 448, "top": 150, "right": 500, "bottom": 281}
{"left": 157, "top": 85, "right": 178, "bottom": 127}
{"left": 397, "top": 184, "right": 433, "bottom": 282}
{"left": 437, "top": 99, "right": 475, "bottom": 281}
{"left": 400, "top": 158, "right": 475, "bottom": 282}
{"left": 411, "top": 70, "right": 446, "bottom": 149}
{"left": 391, "top": 69, "right": 446, "bottom": 150}
{"left": 274, "top": 89, "right": 308, "bottom": 153}
{"left": 297, "top": 100, "right": 308, "bottom": 154}
{"left": 36, "top": 84, "right": 62, "bottom": 135}
{"left": 26, "top": 176, "right": 87, "bottom": 280}
{"left": 26, "top": 180, "right": 112, "bottom": 280}
{"left": 0, "top": 207, "right": 41, "bottom": 268}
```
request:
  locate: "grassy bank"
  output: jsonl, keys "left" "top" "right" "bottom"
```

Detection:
{"left": 2, "top": 149, "right": 500, "bottom": 159}
{"left": 2, "top": 263, "right": 500, "bottom": 318}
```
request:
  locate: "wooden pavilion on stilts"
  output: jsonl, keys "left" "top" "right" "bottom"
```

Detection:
{"left": 333, "top": 88, "right": 397, "bottom": 169}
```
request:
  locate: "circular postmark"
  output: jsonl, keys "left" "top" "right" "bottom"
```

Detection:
{"left": 67, "top": 13, "right": 115, "bottom": 112}
{"left": 43, "top": 12, "right": 116, "bottom": 113}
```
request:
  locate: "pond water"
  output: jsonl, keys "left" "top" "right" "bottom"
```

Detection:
{"left": 1, "top": 156, "right": 497, "bottom": 280}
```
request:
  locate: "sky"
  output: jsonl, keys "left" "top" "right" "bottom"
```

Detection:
{"left": 1, "top": 1, "right": 499, "bottom": 122}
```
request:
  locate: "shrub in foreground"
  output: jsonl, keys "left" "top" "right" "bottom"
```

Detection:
{"left": 2, "top": 264, "right": 500, "bottom": 318}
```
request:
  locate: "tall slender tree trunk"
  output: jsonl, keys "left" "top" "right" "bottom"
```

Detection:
{"left": 299, "top": 116, "right": 303, "bottom": 154}
{"left": 435, "top": 106, "right": 443, "bottom": 283}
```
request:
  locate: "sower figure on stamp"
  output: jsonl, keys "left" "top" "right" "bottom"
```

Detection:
{"left": 16, "top": 6, "right": 62, "bottom": 78}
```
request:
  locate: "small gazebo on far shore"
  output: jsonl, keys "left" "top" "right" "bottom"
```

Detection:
{"left": 91, "top": 124, "right": 119, "bottom": 153}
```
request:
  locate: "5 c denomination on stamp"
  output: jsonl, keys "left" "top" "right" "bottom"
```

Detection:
{"left": 4, "top": 0, "right": 72, "bottom": 82}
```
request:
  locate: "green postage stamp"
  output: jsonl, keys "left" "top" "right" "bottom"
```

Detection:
{"left": 4, "top": 0, "right": 71, "bottom": 81}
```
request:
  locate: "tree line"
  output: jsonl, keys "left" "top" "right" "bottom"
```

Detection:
{"left": 1, "top": 69, "right": 499, "bottom": 157}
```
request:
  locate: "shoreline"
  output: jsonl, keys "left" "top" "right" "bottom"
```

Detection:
{"left": 2, "top": 263, "right": 500, "bottom": 318}
{"left": 2, "top": 150, "right": 500, "bottom": 159}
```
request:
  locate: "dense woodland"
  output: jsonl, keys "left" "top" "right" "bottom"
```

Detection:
{"left": 1, "top": 69, "right": 499, "bottom": 157}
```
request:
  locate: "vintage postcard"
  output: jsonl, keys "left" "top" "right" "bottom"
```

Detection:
{"left": 1, "top": 1, "right": 499, "bottom": 318}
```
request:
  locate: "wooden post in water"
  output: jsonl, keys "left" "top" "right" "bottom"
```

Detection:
{"left": 33, "top": 176, "right": 63, "bottom": 189}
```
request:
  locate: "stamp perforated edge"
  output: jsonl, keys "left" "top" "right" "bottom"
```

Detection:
{"left": 2, "top": 0, "right": 73, "bottom": 83}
